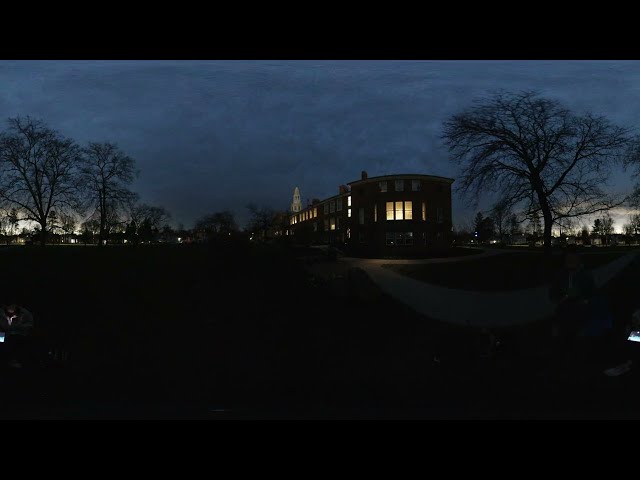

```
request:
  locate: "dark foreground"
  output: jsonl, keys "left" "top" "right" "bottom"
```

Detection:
{"left": 0, "top": 242, "right": 639, "bottom": 419}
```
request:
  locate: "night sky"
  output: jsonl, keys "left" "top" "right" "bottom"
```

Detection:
{"left": 2, "top": 60, "right": 639, "bottom": 231}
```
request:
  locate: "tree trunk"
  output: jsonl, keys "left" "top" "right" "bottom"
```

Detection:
{"left": 40, "top": 221, "right": 47, "bottom": 246}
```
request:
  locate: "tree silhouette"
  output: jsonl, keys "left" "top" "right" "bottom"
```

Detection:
{"left": 443, "top": 91, "right": 632, "bottom": 256}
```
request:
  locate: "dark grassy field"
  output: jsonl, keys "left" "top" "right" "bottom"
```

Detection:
{"left": 383, "top": 251, "right": 625, "bottom": 291}
{"left": 0, "top": 242, "right": 639, "bottom": 419}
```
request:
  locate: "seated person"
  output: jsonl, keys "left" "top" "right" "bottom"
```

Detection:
{"left": 0, "top": 304, "right": 35, "bottom": 368}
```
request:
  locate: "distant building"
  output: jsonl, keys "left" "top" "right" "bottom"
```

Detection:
{"left": 291, "top": 187, "right": 302, "bottom": 213}
{"left": 285, "top": 171, "right": 454, "bottom": 256}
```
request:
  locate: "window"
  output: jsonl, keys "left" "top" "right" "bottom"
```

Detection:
{"left": 330, "top": 201, "right": 335, "bottom": 214}
{"left": 347, "top": 228, "right": 351, "bottom": 239}
{"left": 379, "top": 181, "right": 387, "bottom": 192}
{"left": 395, "top": 180, "right": 404, "bottom": 192}
{"left": 313, "top": 207, "right": 317, "bottom": 218}
{"left": 330, "top": 218, "right": 336, "bottom": 231}
{"left": 374, "top": 204, "right": 377, "bottom": 222}
{"left": 348, "top": 208, "right": 351, "bottom": 218}
{"left": 337, "top": 198, "right": 343, "bottom": 211}
{"left": 405, "top": 232, "right": 413, "bottom": 245}
{"left": 412, "top": 180, "right": 421, "bottom": 191}
{"left": 324, "top": 203, "right": 329, "bottom": 215}
{"left": 324, "top": 219, "right": 329, "bottom": 231}
{"left": 313, "top": 222, "right": 317, "bottom": 232}
{"left": 423, "top": 232, "right": 427, "bottom": 245}
{"left": 386, "top": 232, "right": 414, "bottom": 246}
{"left": 336, "top": 217, "right": 340, "bottom": 230}
{"left": 359, "top": 208, "right": 365, "bottom": 225}
{"left": 437, "top": 207, "right": 444, "bottom": 224}
{"left": 386, "top": 232, "right": 395, "bottom": 246}
{"left": 395, "top": 201, "right": 404, "bottom": 220}
{"left": 386, "top": 202, "right": 394, "bottom": 220}
{"left": 405, "top": 201, "right": 413, "bottom": 220}
{"left": 422, "top": 202, "right": 426, "bottom": 221}
{"left": 347, "top": 196, "right": 351, "bottom": 207}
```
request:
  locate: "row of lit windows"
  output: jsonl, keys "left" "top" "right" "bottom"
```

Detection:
{"left": 379, "top": 180, "right": 422, "bottom": 193}
{"left": 291, "top": 207, "right": 319, "bottom": 224}
{"left": 292, "top": 197, "right": 443, "bottom": 225}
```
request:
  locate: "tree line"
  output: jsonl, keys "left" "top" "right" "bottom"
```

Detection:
{"left": 0, "top": 117, "right": 171, "bottom": 246}
{"left": 443, "top": 90, "right": 640, "bottom": 256}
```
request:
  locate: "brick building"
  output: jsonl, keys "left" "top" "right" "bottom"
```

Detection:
{"left": 287, "top": 171, "right": 454, "bottom": 257}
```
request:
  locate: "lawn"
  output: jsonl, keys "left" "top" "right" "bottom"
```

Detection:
{"left": 382, "top": 251, "right": 626, "bottom": 291}
{"left": 0, "top": 242, "right": 639, "bottom": 418}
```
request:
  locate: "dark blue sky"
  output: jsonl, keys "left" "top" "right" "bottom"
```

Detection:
{"left": 2, "top": 60, "right": 638, "bottom": 231}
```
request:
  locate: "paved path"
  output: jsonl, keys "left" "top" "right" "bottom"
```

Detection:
{"left": 344, "top": 251, "right": 639, "bottom": 328}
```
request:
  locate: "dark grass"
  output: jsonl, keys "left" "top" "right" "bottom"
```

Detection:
{"left": 0, "top": 243, "right": 639, "bottom": 418}
{"left": 351, "top": 246, "right": 484, "bottom": 260}
{"left": 383, "top": 252, "right": 625, "bottom": 291}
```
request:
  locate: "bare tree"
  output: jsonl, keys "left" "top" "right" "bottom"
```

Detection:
{"left": 508, "top": 213, "right": 523, "bottom": 235}
{"left": 80, "top": 142, "right": 138, "bottom": 246}
{"left": 0, "top": 117, "right": 84, "bottom": 246}
{"left": 491, "top": 198, "right": 511, "bottom": 240}
{"left": 246, "top": 203, "right": 277, "bottom": 240}
{"left": 630, "top": 213, "right": 640, "bottom": 235}
{"left": 123, "top": 201, "right": 170, "bottom": 244}
{"left": 443, "top": 91, "right": 633, "bottom": 256}
{"left": 194, "top": 210, "right": 238, "bottom": 241}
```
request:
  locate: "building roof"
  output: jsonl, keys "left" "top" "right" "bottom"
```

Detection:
{"left": 348, "top": 173, "right": 455, "bottom": 186}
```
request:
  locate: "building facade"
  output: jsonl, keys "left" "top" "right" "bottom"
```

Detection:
{"left": 287, "top": 171, "right": 454, "bottom": 257}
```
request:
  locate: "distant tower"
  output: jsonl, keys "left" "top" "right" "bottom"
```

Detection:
{"left": 291, "top": 187, "right": 302, "bottom": 212}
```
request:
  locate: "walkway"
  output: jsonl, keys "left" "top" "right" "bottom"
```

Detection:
{"left": 344, "top": 250, "right": 639, "bottom": 328}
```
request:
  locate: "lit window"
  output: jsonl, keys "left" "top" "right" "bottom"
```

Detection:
{"left": 313, "top": 207, "right": 317, "bottom": 218}
{"left": 337, "top": 198, "right": 342, "bottom": 211}
{"left": 324, "top": 219, "right": 328, "bottom": 231}
{"left": 330, "top": 218, "right": 336, "bottom": 231}
{"left": 359, "top": 208, "right": 365, "bottom": 225}
{"left": 412, "top": 180, "right": 421, "bottom": 191}
{"left": 324, "top": 203, "right": 329, "bottom": 215}
{"left": 348, "top": 208, "right": 351, "bottom": 218}
{"left": 386, "top": 202, "right": 394, "bottom": 220}
{"left": 347, "top": 196, "right": 351, "bottom": 207}
{"left": 374, "top": 204, "right": 377, "bottom": 222}
{"left": 437, "top": 207, "right": 443, "bottom": 224}
{"left": 379, "top": 181, "right": 387, "bottom": 192}
{"left": 405, "top": 201, "right": 413, "bottom": 220}
{"left": 395, "top": 201, "right": 404, "bottom": 220}
{"left": 330, "top": 201, "right": 335, "bottom": 213}
{"left": 422, "top": 202, "right": 426, "bottom": 221}
{"left": 395, "top": 180, "right": 404, "bottom": 191}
